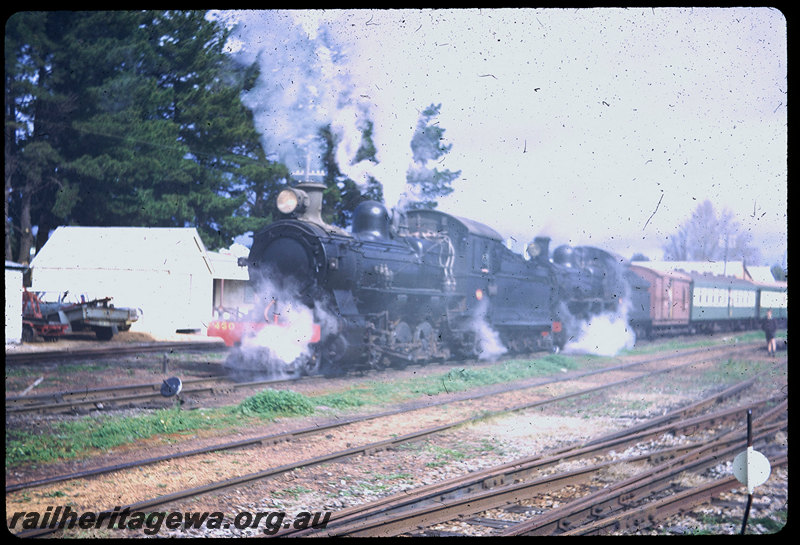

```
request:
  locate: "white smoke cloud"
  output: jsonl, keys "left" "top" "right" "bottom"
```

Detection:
{"left": 225, "top": 277, "right": 339, "bottom": 379}
{"left": 241, "top": 302, "right": 316, "bottom": 365}
{"left": 226, "top": 10, "right": 422, "bottom": 209}
{"left": 561, "top": 310, "right": 636, "bottom": 357}
{"left": 556, "top": 253, "right": 639, "bottom": 357}
{"left": 560, "top": 269, "right": 637, "bottom": 358}
{"left": 471, "top": 298, "right": 508, "bottom": 361}
{"left": 229, "top": 13, "right": 369, "bottom": 179}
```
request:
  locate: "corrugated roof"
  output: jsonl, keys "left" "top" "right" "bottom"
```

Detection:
{"left": 688, "top": 271, "right": 758, "bottom": 288}
{"left": 629, "top": 263, "right": 693, "bottom": 282}
{"left": 30, "top": 226, "right": 214, "bottom": 276}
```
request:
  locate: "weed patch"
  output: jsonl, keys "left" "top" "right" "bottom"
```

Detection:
{"left": 5, "top": 408, "right": 241, "bottom": 467}
{"left": 236, "top": 389, "right": 316, "bottom": 418}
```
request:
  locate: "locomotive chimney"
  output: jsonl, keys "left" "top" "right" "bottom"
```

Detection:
{"left": 529, "top": 236, "right": 551, "bottom": 262}
{"left": 295, "top": 181, "right": 326, "bottom": 225}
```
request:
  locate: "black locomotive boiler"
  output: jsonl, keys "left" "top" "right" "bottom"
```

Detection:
{"left": 212, "top": 182, "right": 634, "bottom": 376}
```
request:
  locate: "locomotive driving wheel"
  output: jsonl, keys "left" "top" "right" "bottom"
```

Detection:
{"left": 391, "top": 321, "right": 413, "bottom": 347}
{"left": 364, "top": 322, "right": 391, "bottom": 371}
{"left": 385, "top": 321, "right": 413, "bottom": 369}
{"left": 320, "top": 336, "right": 349, "bottom": 377}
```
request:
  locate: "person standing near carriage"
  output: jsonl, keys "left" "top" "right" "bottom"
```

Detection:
{"left": 762, "top": 309, "right": 778, "bottom": 357}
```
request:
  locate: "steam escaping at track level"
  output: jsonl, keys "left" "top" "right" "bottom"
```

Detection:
{"left": 470, "top": 298, "right": 508, "bottom": 361}
{"left": 560, "top": 260, "right": 638, "bottom": 357}
{"left": 243, "top": 305, "right": 316, "bottom": 372}
{"left": 218, "top": 278, "right": 331, "bottom": 381}
{"left": 562, "top": 308, "right": 637, "bottom": 357}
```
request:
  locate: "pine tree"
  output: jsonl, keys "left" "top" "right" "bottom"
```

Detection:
{"left": 405, "top": 103, "right": 460, "bottom": 210}
{"left": 317, "top": 122, "right": 385, "bottom": 228}
{"left": 5, "top": 12, "right": 66, "bottom": 262}
{"left": 5, "top": 10, "right": 284, "bottom": 256}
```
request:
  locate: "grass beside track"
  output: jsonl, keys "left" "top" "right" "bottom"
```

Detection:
{"left": 5, "top": 332, "right": 781, "bottom": 468}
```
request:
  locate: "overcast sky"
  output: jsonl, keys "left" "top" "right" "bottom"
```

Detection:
{"left": 216, "top": 8, "right": 787, "bottom": 266}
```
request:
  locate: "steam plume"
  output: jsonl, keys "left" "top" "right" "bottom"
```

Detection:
{"left": 561, "top": 260, "right": 637, "bottom": 356}
{"left": 224, "top": 277, "right": 337, "bottom": 379}
{"left": 561, "top": 308, "right": 636, "bottom": 357}
{"left": 226, "top": 10, "right": 420, "bottom": 208}
{"left": 471, "top": 298, "right": 508, "bottom": 361}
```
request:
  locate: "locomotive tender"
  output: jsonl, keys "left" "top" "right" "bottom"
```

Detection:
{"left": 210, "top": 182, "right": 632, "bottom": 376}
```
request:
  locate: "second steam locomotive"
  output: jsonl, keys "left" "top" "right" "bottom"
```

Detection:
{"left": 210, "top": 182, "right": 641, "bottom": 376}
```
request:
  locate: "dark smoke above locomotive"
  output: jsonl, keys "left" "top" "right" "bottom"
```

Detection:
{"left": 212, "top": 181, "right": 633, "bottom": 376}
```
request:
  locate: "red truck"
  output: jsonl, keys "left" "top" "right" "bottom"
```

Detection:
{"left": 21, "top": 289, "right": 69, "bottom": 342}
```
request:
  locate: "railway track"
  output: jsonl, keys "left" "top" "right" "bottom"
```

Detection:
{"left": 6, "top": 348, "right": 721, "bottom": 493}
{"left": 8, "top": 343, "right": 780, "bottom": 537}
{"left": 4, "top": 341, "right": 758, "bottom": 415}
{"left": 277, "top": 397, "right": 787, "bottom": 537}
{"left": 5, "top": 374, "right": 306, "bottom": 415}
{"left": 507, "top": 413, "right": 787, "bottom": 536}
{"left": 5, "top": 341, "right": 226, "bottom": 366}
{"left": 6, "top": 343, "right": 754, "bottom": 491}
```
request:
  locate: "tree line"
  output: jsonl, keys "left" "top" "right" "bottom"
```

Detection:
{"left": 5, "top": 11, "right": 458, "bottom": 264}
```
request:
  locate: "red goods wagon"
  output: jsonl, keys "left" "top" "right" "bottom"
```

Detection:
{"left": 628, "top": 265, "right": 692, "bottom": 336}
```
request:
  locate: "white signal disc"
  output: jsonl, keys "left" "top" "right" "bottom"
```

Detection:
{"left": 733, "top": 447, "right": 772, "bottom": 494}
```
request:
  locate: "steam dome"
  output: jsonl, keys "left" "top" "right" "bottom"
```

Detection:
{"left": 352, "top": 201, "right": 390, "bottom": 240}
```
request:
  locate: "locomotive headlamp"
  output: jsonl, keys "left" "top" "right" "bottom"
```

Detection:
{"left": 277, "top": 188, "right": 309, "bottom": 215}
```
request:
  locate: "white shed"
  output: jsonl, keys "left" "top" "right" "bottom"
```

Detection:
{"left": 29, "top": 227, "right": 215, "bottom": 338}
{"left": 5, "top": 261, "right": 27, "bottom": 344}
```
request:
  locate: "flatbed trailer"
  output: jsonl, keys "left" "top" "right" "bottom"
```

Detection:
{"left": 22, "top": 290, "right": 139, "bottom": 342}
{"left": 50, "top": 297, "right": 139, "bottom": 340}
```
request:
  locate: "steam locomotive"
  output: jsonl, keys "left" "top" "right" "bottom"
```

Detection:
{"left": 210, "top": 182, "right": 644, "bottom": 376}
